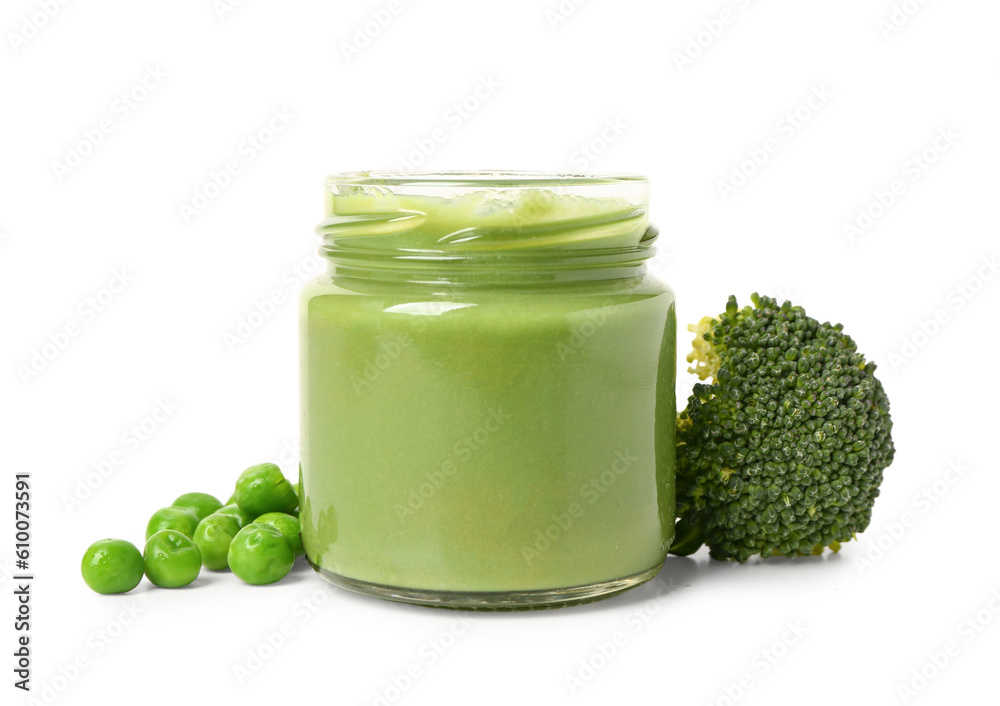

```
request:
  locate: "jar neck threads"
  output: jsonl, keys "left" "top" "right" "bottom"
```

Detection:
{"left": 316, "top": 171, "right": 659, "bottom": 285}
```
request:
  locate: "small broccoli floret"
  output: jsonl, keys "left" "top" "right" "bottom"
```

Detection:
{"left": 672, "top": 293, "right": 895, "bottom": 562}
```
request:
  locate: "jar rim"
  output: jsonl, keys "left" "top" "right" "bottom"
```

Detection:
{"left": 324, "top": 171, "right": 648, "bottom": 189}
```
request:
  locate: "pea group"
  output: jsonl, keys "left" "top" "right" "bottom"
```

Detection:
{"left": 81, "top": 462, "right": 304, "bottom": 594}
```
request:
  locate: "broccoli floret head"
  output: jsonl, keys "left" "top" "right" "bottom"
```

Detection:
{"left": 672, "top": 294, "right": 895, "bottom": 561}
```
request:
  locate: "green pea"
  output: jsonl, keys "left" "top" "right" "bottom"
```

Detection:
{"left": 254, "top": 512, "right": 303, "bottom": 556}
{"left": 217, "top": 503, "right": 253, "bottom": 527}
{"left": 144, "top": 530, "right": 201, "bottom": 588}
{"left": 227, "top": 523, "right": 294, "bottom": 585}
{"left": 193, "top": 512, "right": 243, "bottom": 570}
{"left": 171, "top": 492, "right": 223, "bottom": 522}
{"left": 81, "top": 539, "right": 144, "bottom": 594}
{"left": 234, "top": 463, "right": 297, "bottom": 517}
{"left": 145, "top": 506, "right": 199, "bottom": 541}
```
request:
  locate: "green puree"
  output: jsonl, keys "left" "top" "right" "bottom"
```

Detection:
{"left": 300, "top": 180, "right": 676, "bottom": 594}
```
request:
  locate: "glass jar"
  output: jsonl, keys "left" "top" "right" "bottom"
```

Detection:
{"left": 299, "top": 171, "right": 676, "bottom": 609}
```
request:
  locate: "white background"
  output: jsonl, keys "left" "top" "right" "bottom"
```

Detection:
{"left": 2, "top": 1, "right": 998, "bottom": 705}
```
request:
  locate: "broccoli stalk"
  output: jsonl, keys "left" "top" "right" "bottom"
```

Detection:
{"left": 672, "top": 294, "right": 895, "bottom": 561}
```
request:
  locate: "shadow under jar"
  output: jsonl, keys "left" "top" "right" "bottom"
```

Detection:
{"left": 299, "top": 171, "right": 676, "bottom": 609}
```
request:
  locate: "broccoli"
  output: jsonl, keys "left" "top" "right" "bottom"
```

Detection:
{"left": 670, "top": 294, "right": 895, "bottom": 561}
